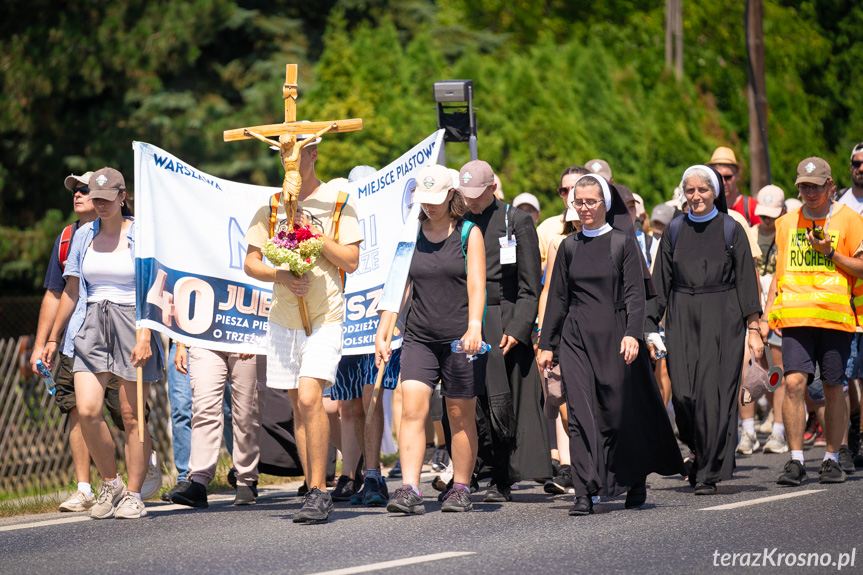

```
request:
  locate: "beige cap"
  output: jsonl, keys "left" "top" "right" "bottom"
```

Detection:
{"left": 632, "top": 192, "right": 646, "bottom": 219}
{"left": 88, "top": 167, "right": 126, "bottom": 201}
{"left": 412, "top": 164, "right": 453, "bottom": 205}
{"left": 708, "top": 146, "right": 739, "bottom": 167}
{"left": 754, "top": 184, "right": 785, "bottom": 218}
{"left": 585, "top": 159, "right": 612, "bottom": 181}
{"left": 458, "top": 160, "right": 496, "bottom": 199}
{"left": 785, "top": 198, "right": 803, "bottom": 211}
{"left": 64, "top": 171, "right": 93, "bottom": 191}
{"left": 795, "top": 157, "right": 832, "bottom": 186}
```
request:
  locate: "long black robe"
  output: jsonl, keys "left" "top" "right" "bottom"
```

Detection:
{"left": 540, "top": 229, "right": 685, "bottom": 497}
{"left": 646, "top": 214, "right": 761, "bottom": 484}
{"left": 464, "top": 198, "right": 552, "bottom": 483}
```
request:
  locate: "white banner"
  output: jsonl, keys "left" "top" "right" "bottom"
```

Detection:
{"left": 133, "top": 131, "right": 443, "bottom": 355}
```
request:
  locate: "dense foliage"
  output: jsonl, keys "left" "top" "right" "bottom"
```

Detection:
{"left": 2, "top": 0, "right": 862, "bottom": 293}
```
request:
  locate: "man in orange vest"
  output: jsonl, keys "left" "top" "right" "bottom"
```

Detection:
{"left": 764, "top": 157, "right": 863, "bottom": 486}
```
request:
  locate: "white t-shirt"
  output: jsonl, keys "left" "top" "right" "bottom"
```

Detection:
{"left": 838, "top": 189, "right": 863, "bottom": 215}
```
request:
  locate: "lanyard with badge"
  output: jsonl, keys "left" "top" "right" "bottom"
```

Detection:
{"left": 498, "top": 204, "right": 517, "bottom": 264}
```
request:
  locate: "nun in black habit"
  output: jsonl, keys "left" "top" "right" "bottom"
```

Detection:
{"left": 538, "top": 174, "right": 685, "bottom": 516}
{"left": 645, "top": 166, "right": 763, "bottom": 495}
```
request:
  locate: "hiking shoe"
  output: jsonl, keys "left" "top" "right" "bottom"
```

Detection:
{"left": 162, "top": 480, "right": 192, "bottom": 502}
{"left": 386, "top": 486, "right": 425, "bottom": 514}
{"left": 362, "top": 477, "right": 389, "bottom": 507}
{"left": 114, "top": 494, "right": 147, "bottom": 519}
{"left": 762, "top": 433, "right": 789, "bottom": 454}
{"left": 90, "top": 478, "right": 127, "bottom": 519}
{"left": 483, "top": 483, "right": 512, "bottom": 503}
{"left": 430, "top": 447, "right": 450, "bottom": 472}
{"left": 141, "top": 451, "right": 162, "bottom": 501}
{"left": 441, "top": 484, "right": 472, "bottom": 512}
{"left": 234, "top": 485, "right": 256, "bottom": 506}
{"left": 758, "top": 409, "right": 775, "bottom": 434}
{"left": 544, "top": 465, "right": 575, "bottom": 494}
{"left": 331, "top": 475, "right": 357, "bottom": 502}
{"left": 171, "top": 480, "right": 209, "bottom": 508}
{"left": 293, "top": 488, "right": 333, "bottom": 523}
{"left": 803, "top": 419, "right": 820, "bottom": 445}
{"left": 58, "top": 490, "right": 95, "bottom": 512}
{"left": 818, "top": 459, "right": 847, "bottom": 484}
{"left": 388, "top": 459, "right": 402, "bottom": 479}
{"left": 736, "top": 431, "right": 760, "bottom": 455}
{"left": 777, "top": 460, "right": 808, "bottom": 486}
{"left": 838, "top": 447, "right": 855, "bottom": 474}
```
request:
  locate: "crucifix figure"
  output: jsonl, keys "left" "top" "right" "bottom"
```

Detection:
{"left": 224, "top": 64, "right": 363, "bottom": 224}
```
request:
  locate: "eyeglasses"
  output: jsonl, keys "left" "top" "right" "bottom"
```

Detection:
{"left": 571, "top": 198, "right": 603, "bottom": 209}
{"left": 557, "top": 186, "right": 574, "bottom": 196}
{"left": 852, "top": 160, "right": 863, "bottom": 169}
{"left": 74, "top": 186, "right": 90, "bottom": 194}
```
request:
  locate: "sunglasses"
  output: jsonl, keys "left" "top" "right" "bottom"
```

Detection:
{"left": 852, "top": 160, "right": 863, "bottom": 169}
{"left": 557, "top": 186, "right": 574, "bottom": 196}
{"left": 721, "top": 174, "right": 735, "bottom": 182}
{"left": 74, "top": 186, "right": 90, "bottom": 194}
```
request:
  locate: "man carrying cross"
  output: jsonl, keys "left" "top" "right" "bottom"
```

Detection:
{"left": 243, "top": 129, "right": 363, "bottom": 522}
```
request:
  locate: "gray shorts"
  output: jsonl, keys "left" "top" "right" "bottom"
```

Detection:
{"left": 73, "top": 300, "right": 163, "bottom": 382}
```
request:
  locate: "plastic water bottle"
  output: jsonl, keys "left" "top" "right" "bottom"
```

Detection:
{"left": 35, "top": 359, "right": 56, "bottom": 395}
{"left": 450, "top": 339, "right": 492, "bottom": 362}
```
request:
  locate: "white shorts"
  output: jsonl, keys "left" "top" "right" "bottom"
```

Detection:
{"left": 266, "top": 321, "right": 343, "bottom": 390}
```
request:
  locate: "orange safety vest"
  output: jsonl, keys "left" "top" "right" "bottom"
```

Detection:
{"left": 268, "top": 190, "right": 350, "bottom": 288}
{"left": 769, "top": 205, "right": 859, "bottom": 332}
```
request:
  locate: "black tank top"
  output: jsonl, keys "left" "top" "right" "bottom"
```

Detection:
{"left": 405, "top": 219, "right": 469, "bottom": 343}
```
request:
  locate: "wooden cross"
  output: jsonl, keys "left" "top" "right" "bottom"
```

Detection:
{"left": 223, "top": 64, "right": 362, "bottom": 141}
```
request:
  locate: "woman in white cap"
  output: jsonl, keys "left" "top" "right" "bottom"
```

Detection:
{"left": 375, "top": 163, "right": 486, "bottom": 515}
{"left": 43, "top": 167, "right": 163, "bottom": 519}
{"left": 645, "top": 165, "right": 762, "bottom": 495}
{"left": 537, "top": 174, "right": 684, "bottom": 516}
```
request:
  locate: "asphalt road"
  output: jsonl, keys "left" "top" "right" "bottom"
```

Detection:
{"left": 1, "top": 438, "right": 861, "bottom": 575}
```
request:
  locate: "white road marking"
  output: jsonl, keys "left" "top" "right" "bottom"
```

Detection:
{"left": 700, "top": 489, "right": 825, "bottom": 511}
{"left": 306, "top": 552, "right": 476, "bottom": 575}
{"left": 0, "top": 516, "right": 91, "bottom": 532}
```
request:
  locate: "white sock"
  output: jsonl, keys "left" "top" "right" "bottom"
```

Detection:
{"left": 791, "top": 450, "right": 804, "bottom": 464}
{"left": 772, "top": 422, "right": 785, "bottom": 438}
{"left": 823, "top": 452, "right": 839, "bottom": 463}
{"left": 127, "top": 491, "right": 143, "bottom": 501}
{"left": 108, "top": 476, "right": 121, "bottom": 488}
{"left": 742, "top": 418, "right": 756, "bottom": 437}
{"left": 77, "top": 482, "right": 93, "bottom": 497}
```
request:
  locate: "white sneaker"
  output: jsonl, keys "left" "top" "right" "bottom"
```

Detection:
{"left": 762, "top": 433, "right": 789, "bottom": 454}
{"left": 58, "top": 490, "right": 95, "bottom": 512}
{"left": 90, "top": 478, "right": 127, "bottom": 519}
{"left": 758, "top": 409, "right": 775, "bottom": 434}
{"left": 736, "top": 431, "right": 760, "bottom": 455}
{"left": 114, "top": 494, "right": 147, "bottom": 519}
{"left": 140, "top": 450, "right": 162, "bottom": 501}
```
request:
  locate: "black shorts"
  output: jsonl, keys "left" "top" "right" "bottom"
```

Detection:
{"left": 53, "top": 353, "right": 128, "bottom": 428}
{"left": 782, "top": 326, "right": 853, "bottom": 387}
{"left": 400, "top": 339, "right": 485, "bottom": 399}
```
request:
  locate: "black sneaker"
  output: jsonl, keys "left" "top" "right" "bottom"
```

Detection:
{"left": 483, "top": 482, "right": 512, "bottom": 503}
{"left": 430, "top": 447, "right": 450, "bottom": 472}
{"left": 818, "top": 459, "right": 847, "bottom": 484}
{"left": 568, "top": 495, "right": 593, "bottom": 516}
{"left": 386, "top": 486, "right": 425, "bottom": 514}
{"left": 388, "top": 459, "right": 402, "bottom": 479}
{"left": 838, "top": 447, "right": 855, "bottom": 474}
{"left": 162, "top": 480, "right": 191, "bottom": 502}
{"left": 171, "top": 481, "right": 209, "bottom": 508}
{"left": 227, "top": 467, "right": 237, "bottom": 489}
{"left": 544, "top": 465, "right": 575, "bottom": 495}
{"left": 693, "top": 482, "right": 717, "bottom": 495}
{"left": 297, "top": 481, "right": 308, "bottom": 497}
{"left": 293, "top": 488, "right": 333, "bottom": 523}
{"left": 624, "top": 481, "right": 647, "bottom": 508}
{"left": 441, "top": 484, "right": 472, "bottom": 512}
{"left": 363, "top": 477, "right": 389, "bottom": 507}
{"left": 331, "top": 475, "right": 357, "bottom": 502}
{"left": 777, "top": 459, "right": 808, "bottom": 486}
{"left": 234, "top": 485, "right": 256, "bottom": 506}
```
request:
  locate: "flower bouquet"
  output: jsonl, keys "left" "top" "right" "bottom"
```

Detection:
{"left": 263, "top": 225, "right": 325, "bottom": 334}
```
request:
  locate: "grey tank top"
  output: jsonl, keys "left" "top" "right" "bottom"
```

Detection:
{"left": 404, "top": 219, "right": 470, "bottom": 343}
